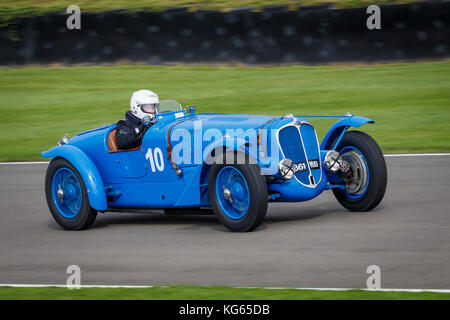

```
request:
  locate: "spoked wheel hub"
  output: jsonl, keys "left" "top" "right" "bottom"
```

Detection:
{"left": 57, "top": 185, "right": 64, "bottom": 202}
{"left": 340, "top": 149, "right": 368, "bottom": 196}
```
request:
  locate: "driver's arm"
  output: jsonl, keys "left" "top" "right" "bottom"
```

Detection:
{"left": 116, "top": 120, "right": 139, "bottom": 150}
{"left": 135, "top": 115, "right": 156, "bottom": 141}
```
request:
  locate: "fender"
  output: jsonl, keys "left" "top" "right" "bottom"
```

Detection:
{"left": 41, "top": 145, "right": 107, "bottom": 211}
{"left": 203, "top": 136, "right": 260, "bottom": 166}
{"left": 321, "top": 116, "right": 374, "bottom": 150}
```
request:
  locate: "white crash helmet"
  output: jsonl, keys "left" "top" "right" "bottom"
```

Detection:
{"left": 130, "top": 89, "right": 160, "bottom": 119}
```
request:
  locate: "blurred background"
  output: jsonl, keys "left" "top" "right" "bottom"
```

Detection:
{"left": 0, "top": 2, "right": 450, "bottom": 299}
{"left": 0, "top": 0, "right": 449, "bottom": 161}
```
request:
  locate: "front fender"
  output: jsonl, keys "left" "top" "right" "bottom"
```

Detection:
{"left": 203, "top": 137, "right": 260, "bottom": 165}
{"left": 321, "top": 116, "right": 374, "bottom": 150}
{"left": 41, "top": 145, "right": 107, "bottom": 211}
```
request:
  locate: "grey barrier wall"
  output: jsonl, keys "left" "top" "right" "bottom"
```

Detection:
{"left": 0, "top": 1, "right": 449, "bottom": 65}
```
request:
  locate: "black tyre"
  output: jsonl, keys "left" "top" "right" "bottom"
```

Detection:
{"left": 332, "top": 131, "right": 387, "bottom": 212}
{"left": 208, "top": 162, "right": 268, "bottom": 232}
{"left": 45, "top": 158, "right": 98, "bottom": 230}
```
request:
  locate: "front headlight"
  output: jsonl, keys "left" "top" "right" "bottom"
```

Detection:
{"left": 324, "top": 150, "right": 342, "bottom": 172}
{"left": 278, "top": 158, "right": 294, "bottom": 180}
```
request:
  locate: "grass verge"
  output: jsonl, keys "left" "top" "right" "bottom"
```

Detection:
{"left": 1, "top": 285, "right": 449, "bottom": 300}
{"left": 0, "top": 61, "right": 449, "bottom": 161}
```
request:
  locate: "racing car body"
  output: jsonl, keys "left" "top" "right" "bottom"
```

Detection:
{"left": 42, "top": 100, "right": 387, "bottom": 232}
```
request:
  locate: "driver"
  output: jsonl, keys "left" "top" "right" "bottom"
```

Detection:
{"left": 116, "top": 89, "right": 158, "bottom": 150}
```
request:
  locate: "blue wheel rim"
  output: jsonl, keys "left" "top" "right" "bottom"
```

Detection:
{"left": 215, "top": 166, "right": 250, "bottom": 220}
{"left": 340, "top": 146, "right": 370, "bottom": 199}
{"left": 52, "top": 168, "right": 83, "bottom": 219}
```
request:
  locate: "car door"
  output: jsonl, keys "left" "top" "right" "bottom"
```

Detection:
{"left": 111, "top": 148, "right": 148, "bottom": 179}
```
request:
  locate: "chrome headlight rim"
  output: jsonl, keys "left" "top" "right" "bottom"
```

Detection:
{"left": 278, "top": 158, "right": 295, "bottom": 180}
{"left": 324, "top": 150, "right": 342, "bottom": 172}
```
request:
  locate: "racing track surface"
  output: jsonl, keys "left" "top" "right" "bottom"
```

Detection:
{"left": 0, "top": 156, "right": 449, "bottom": 289}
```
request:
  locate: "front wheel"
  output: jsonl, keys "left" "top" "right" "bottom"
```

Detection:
{"left": 45, "top": 158, "right": 97, "bottom": 230}
{"left": 208, "top": 163, "right": 268, "bottom": 232}
{"left": 332, "top": 131, "right": 387, "bottom": 212}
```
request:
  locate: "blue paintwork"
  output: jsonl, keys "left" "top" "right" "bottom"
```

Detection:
{"left": 331, "top": 125, "right": 350, "bottom": 150}
{"left": 52, "top": 168, "right": 82, "bottom": 218}
{"left": 41, "top": 108, "right": 377, "bottom": 211}
{"left": 215, "top": 166, "right": 250, "bottom": 219}
{"left": 320, "top": 116, "right": 374, "bottom": 150}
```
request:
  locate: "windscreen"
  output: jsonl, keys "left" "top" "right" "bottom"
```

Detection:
{"left": 158, "top": 99, "right": 182, "bottom": 113}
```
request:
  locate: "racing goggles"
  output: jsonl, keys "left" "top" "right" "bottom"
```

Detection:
{"left": 140, "top": 103, "right": 159, "bottom": 114}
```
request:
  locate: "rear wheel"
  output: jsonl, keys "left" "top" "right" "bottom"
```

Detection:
{"left": 45, "top": 158, "right": 97, "bottom": 230}
{"left": 332, "top": 131, "right": 387, "bottom": 212}
{"left": 208, "top": 163, "right": 268, "bottom": 232}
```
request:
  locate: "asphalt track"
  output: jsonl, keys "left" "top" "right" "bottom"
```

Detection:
{"left": 0, "top": 156, "right": 449, "bottom": 289}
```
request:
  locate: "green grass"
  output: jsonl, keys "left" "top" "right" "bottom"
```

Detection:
{"left": 0, "top": 0, "right": 422, "bottom": 25}
{"left": 0, "top": 61, "right": 449, "bottom": 161}
{"left": 0, "top": 285, "right": 449, "bottom": 300}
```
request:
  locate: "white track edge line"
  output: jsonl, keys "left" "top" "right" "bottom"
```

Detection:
{"left": 0, "top": 153, "right": 450, "bottom": 165}
{"left": 0, "top": 161, "right": 49, "bottom": 165}
{"left": 0, "top": 284, "right": 449, "bottom": 293}
{"left": 384, "top": 153, "right": 450, "bottom": 157}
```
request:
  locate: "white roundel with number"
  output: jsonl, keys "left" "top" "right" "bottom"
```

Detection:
{"left": 146, "top": 147, "right": 164, "bottom": 172}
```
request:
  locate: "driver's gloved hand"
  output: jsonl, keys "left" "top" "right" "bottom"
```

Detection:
{"left": 142, "top": 115, "right": 156, "bottom": 126}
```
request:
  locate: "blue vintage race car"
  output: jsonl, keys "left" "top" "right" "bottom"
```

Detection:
{"left": 42, "top": 100, "right": 387, "bottom": 232}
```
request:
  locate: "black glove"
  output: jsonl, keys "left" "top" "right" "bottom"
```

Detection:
{"left": 142, "top": 115, "right": 156, "bottom": 126}
{"left": 135, "top": 115, "right": 155, "bottom": 140}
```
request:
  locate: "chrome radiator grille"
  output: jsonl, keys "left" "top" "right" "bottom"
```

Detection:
{"left": 277, "top": 123, "right": 322, "bottom": 187}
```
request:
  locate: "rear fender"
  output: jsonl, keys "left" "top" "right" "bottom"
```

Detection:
{"left": 41, "top": 145, "right": 107, "bottom": 211}
{"left": 321, "top": 116, "right": 374, "bottom": 150}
